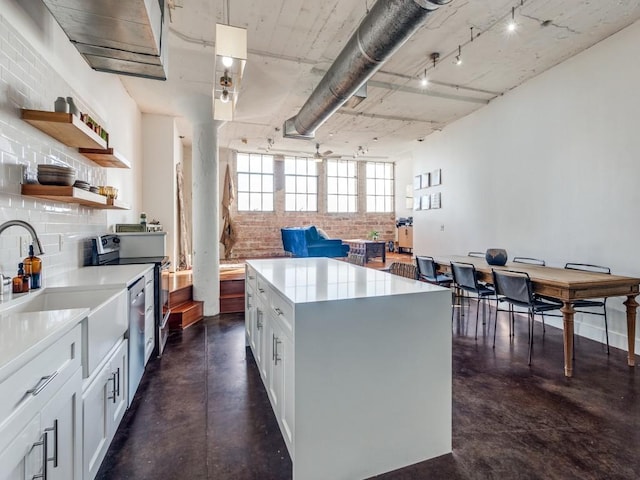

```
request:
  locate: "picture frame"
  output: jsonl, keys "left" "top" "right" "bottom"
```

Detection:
{"left": 431, "top": 168, "right": 441, "bottom": 186}
{"left": 431, "top": 192, "right": 441, "bottom": 209}
{"left": 414, "top": 175, "right": 422, "bottom": 190}
{"left": 421, "top": 172, "right": 430, "bottom": 188}
{"left": 421, "top": 195, "right": 431, "bottom": 210}
{"left": 413, "top": 196, "right": 421, "bottom": 211}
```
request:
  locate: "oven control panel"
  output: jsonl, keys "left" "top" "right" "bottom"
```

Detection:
{"left": 94, "top": 234, "right": 121, "bottom": 255}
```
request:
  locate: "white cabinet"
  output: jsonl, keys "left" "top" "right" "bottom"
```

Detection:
{"left": 246, "top": 258, "right": 452, "bottom": 480}
{"left": 0, "top": 325, "right": 82, "bottom": 480}
{"left": 144, "top": 270, "right": 155, "bottom": 364}
{"left": 82, "top": 339, "right": 128, "bottom": 480}
{"left": 41, "top": 369, "right": 83, "bottom": 480}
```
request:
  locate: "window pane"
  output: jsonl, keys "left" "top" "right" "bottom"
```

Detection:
{"left": 263, "top": 193, "right": 273, "bottom": 211}
{"left": 237, "top": 173, "right": 249, "bottom": 191}
{"left": 249, "top": 192, "right": 261, "bottom": 210}
{"left": 238, "top": 192, "right": 249, "bottom": 211}
{"left": 296, "top": 176, "right": 307, "bottom": 193}
{"left": 284, "top": 157, "right": 295, "bottom": 174}
{"left": 285, "top": 176, "right": 295, "bottom": 192}
{"left": 366, "top": 178, "right": 375, "bottom": 194}
{"left": 263, "top": 175, "right": 273, "bottom": 191}
{"left": 237, "top": 154, "right": 249, "bottom": 172}
{"left": 262, "top": 156, "right": 274, "bottom": 174}
{"left": 328, "top": 195, "right": 337, "bottom": 212}
{"left": 285, "top": 194, "right": 295, "bottom": 211}
{"left": 249, "top": 154, "right": 262, "bottom": 173}
{"left": 367, "top": 197, "right": 375, "bottom": 211}
{"left": 249, "top": 173, "right": 261, "bottom": 191}
{"left": 308, "top": 196, "right": 317, "bottom": 211}
{"left": 308, "top": 177, "right": 317, "bottom": 194}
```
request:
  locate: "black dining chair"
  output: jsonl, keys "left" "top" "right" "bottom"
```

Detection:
{"left": 564, "top": 263, "right": 611, "bottom": 354}
{"left": 467, "top": 251, "right": 485, "bottom": 258}
{"left": 415, "top": 256, "right": 453, "bottom": 287}
{"left": 450, "top": 262, "right": 495, "bottom": 339}
{"left": 513, "top": 257, "right": 546, "bottom": 266}
{"left": 491, "top": 269, "right": 563, "bottom": 365}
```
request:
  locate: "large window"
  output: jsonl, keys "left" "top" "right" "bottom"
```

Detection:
{"left": 327, "top": 159, "right": 357, "bottom": 213}
{"left": 284, "top": 156, "right": 318, "bottom": 212}
{"left": 236, "top": 153, "right": 274, "bottom": 211}
{"left": 365, "top": 162, "right": 394, "bottom": 212}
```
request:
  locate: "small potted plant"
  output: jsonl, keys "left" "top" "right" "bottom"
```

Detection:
{"left": 368, "top": 230, "right": 379, "bottom": 241}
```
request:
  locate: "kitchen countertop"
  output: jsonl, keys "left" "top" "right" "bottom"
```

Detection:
{"left": 46, "top": 264, "right": 154, "bottom": 289}
{"left": 0, "top": 263, "right": 153, "bottom": 382}
{"left": 247, "top": 257, "right": 447, "bottom": 304}
{"left": 0, "top": 307, "right": 87, "bottom": 382}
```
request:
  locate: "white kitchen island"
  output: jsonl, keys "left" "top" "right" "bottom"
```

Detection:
{"left": 245, "top": 257, "right": 452, "bottom": 480}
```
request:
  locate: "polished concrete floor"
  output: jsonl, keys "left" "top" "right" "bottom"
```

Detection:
{"left": 97, "top": 303, "right": 640, "bottom": 480}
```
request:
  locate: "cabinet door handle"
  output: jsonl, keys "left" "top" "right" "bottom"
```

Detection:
{"left": 258, "top": 288, "right": 265, "bottom": 294}
{"left": 274, "top": 307, "right": 283, "bottom": 316}
{"left": 107, "top": 372, "right": 117, "bottom": 403}
{"left": 274, "top": 337, "right": 282, "bottom": 365}
{"left": 44, "top": 419, "right": 58, "bottom": 468}
{"left": 31, "top": 431, "right": 48, "bottom": 480}
{"left": 26, "top": 371, "right": 58, "bottom": 396}
{"left": 272, "top": 333, "right": 276, "bottom": 361}
{"left": 115, "top": 367, "right": 121, "bottom": 398}
{"left": 249, "top": 275, "right": 255, "bottom": 280}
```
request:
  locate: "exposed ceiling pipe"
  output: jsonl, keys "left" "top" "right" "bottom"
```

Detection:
{"left": 283, "top": 0, "right": 452, "bottom": 139}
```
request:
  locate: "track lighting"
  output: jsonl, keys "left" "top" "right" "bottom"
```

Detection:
{"left": 222, "top": 56, "right": 233, "bottom": 67}
{"left": 507, "top": 7, "right": 517, "bottom": 32}
{"left": 220, "top": 89, "right": 230, "bottom": 103}
{"left": 455, "top": 45, "right": 462, "bottom": 66}
{"left": 420, "top": 68, "right": 428, "bottom": 87}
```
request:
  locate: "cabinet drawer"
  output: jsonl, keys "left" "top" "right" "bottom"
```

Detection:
{"left": 270, "top": 289, "right": 293, "bottom": 336}
{"left": 0, "top": 325, "right": 81, "bottom": 450}
{"left": 256, "top": 275, "right": 270, "bottom": 303}
{"left": 245, "top": 265, "right": 257, "bottom": 291}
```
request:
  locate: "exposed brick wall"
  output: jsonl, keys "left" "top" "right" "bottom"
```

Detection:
{"left": 221, "top": 151, "right": 395, "bottom": 260}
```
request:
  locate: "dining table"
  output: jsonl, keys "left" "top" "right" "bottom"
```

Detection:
{"left": 433, "top": 255, "right": 640, "bottom": 377}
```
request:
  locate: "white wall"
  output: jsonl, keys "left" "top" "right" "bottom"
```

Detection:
{"left": 402, "top": 19, "right": 640, "bottom": 352}
{"left": 141, "top": 114, "right": 180, "bottom": 269}
{"left": 0, "top": 1, "right": 142, "bottom": 279}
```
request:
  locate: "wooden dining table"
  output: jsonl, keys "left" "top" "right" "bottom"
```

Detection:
{"left": 434, "top": 255, "right": 640, "bottom": 377}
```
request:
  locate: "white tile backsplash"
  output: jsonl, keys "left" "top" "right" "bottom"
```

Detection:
{"left": 0, "top": 16, "right": 108, "bottom": 279}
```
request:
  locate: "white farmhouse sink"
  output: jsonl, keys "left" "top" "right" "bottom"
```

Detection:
{"left": 4, "top": 287, "right": 128, "bottom": 378}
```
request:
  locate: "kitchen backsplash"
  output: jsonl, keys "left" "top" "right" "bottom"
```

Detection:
{"left": 0, "top": 14, "right": 109, "bottom": 280}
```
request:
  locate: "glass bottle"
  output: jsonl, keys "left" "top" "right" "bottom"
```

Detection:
{"left": 24, "top": 244, "right": 42, "bottom": 289}
{"left": 140, "top": 212, "right": 147, "bottom": 231}
{"left": 12, "top": 263, "right": 26, "bottom": 294}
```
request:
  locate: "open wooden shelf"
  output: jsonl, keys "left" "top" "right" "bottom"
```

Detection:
{"left": 78, "top": 147, "right": 131, "bottom": 169}
{"left": 21, "top": 184, "right": 129, "bottom": 210}
{"left": 21, "top": 109, "right": 107, "bottom": 150}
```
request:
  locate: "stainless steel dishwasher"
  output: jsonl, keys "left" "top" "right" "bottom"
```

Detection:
{"left": 128, "top": 277, "right": 145, "bottom": 406}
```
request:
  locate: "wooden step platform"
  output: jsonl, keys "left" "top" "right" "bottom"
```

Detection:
{"left": 220, "top": 265, "right": 245, "bottom": 314}
{"left": 168, "top": 280, "right": 204, "bottom": 330}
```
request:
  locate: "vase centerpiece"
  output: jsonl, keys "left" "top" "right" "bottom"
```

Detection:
{"left": 485, "top": 248, "right": 508, "bottom": 266}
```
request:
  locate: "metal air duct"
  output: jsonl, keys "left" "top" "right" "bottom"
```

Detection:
{"left": 283, "top": 0, "right": 452, "bottom": 139}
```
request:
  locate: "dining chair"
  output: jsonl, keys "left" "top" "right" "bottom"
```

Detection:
{"left": 467, "top": 251, "right": 485, "bottom": 258}
{"left": 513, "top": 257, "right": 546, "bottom": 266}
{"left": 564, "top": 263, "right": 611, "bottom": 354}
{"left": 450, "top": 262, "right": 495, "bottom": 339}
{"left": 388, "top": 262, "right": 418, "bottom": 280}
{"left": 347, "top": 252, "right": 365, "bottom": 266}
{"left": 415, "top": 256, "right": 453, "bottom": 286}
{"left": 491, "top": 269, "right": 563, "bottom": 365}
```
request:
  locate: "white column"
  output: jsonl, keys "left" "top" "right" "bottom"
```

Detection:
{"left": 192, "top": 120, "right": 221, "bottom": 315}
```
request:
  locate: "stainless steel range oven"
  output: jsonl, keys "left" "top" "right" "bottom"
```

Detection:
{"left": 91, "top": 233, "right": 171, "bottom": 357}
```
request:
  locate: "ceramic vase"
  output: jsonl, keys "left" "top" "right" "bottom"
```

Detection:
{"left": 485, "top": 248, "right": 508, "bottom": 266}
{"left": 54, "top": 97, "right": 68, "bottom": 113}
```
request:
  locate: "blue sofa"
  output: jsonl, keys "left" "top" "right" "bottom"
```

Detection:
{"left": 281, "top": 226, "right": 350, "bottom": 258}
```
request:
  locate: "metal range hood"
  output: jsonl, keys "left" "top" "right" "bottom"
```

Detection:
{"left": 41, "top": 0, "right": 168, "bottom": 80}
{"left": 284, "top": 0, "right": 452, "bottom": 139}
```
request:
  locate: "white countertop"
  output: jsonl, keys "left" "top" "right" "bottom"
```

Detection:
{"left": 247, "top": 257, "right": 447, "bottom": 304}
{"left": 46, "top": 264, "right": 153, "bottom": 289}
{"left": 0, "top": 307, "right": 87, "bottom": 382}
{"left": 0, "top": 264, "right": 152, "bottom": 382}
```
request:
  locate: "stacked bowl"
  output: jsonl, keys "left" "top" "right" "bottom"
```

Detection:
{"left": 37, "top": 164, "right": 76, "bottom": 186}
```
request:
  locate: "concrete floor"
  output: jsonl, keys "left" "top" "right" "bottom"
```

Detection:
{"left": 97, "top": 303, "right": 640, "bottom": 480}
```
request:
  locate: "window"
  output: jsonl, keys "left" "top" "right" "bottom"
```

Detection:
{"left": 236, "top": 153, "right": 274, "bottom": 211}
{"left": 284, "top": 156, "right": 318, "bottom": 212}
{"left": 327, "top": 159, "right": 357, "bottom": 213}
{"left": 366, "top": 162, "right": 394, "bottom": 212}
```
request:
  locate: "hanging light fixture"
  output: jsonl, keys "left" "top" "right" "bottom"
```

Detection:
{"left": 507, "top": 6, "right": 517, "bottom": 32}
{"left": 420, "top": 68, "right": 428, "bottom": 87}
{"left": 455, "top": 45, "right": 462, "bottom": 65}
{"left": 213, "top": 24, "right": 247, "bottom": 121}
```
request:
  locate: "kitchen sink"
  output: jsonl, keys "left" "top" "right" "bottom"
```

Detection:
{"left": 2, "top": 287, "right": 128, "bottom": 378}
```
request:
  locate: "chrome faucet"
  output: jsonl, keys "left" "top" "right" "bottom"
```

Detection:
{"left": 0, "top": 220, "right": 45, "bottom": 255}
{"left": 0, "top": 220, "right": 44, "bottom": 298}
